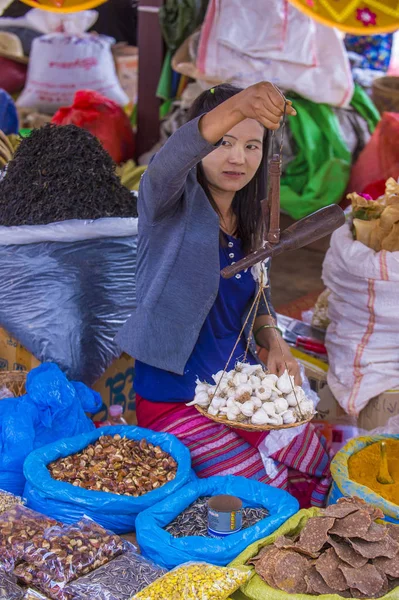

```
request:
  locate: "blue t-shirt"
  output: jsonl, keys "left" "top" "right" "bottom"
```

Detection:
{"left": 134, "top": 234, "right": 258, "bottom": 402}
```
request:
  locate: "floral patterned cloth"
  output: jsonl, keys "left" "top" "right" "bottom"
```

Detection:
{"left": 345, "top": 33, "right": 393, "bottom": 72}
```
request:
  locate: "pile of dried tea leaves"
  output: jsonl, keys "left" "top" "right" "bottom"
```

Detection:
{"left": 0, "top": 124, "right": 138, "bottom": 226}
{"left": 250, "top": 497, "right": 399, "bottom": 598}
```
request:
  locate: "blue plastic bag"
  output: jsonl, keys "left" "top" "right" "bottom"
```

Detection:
{"left": 329, "top": 434, "right": 399, "bottom": 524}
{"left": 0, "top": 89, "right": 18, "bottom": 135}
{"left": 23, "top": 425, "right": 192, "bottom": 534}
{"left": 135, "top": 475, "right": 299, "bottom": 569}
{"left": 0, "top": 363, "right": 100, "bottom": 495}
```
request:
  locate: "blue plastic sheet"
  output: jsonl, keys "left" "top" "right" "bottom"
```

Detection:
{"left": 0, "top": 363, "right": 99, "bottom": 495}
{"left": 23, "top": 425, "right": 192, "bottom": 534}
{"left": 329, "top": 434, "right": 399, "bottom": 524}
{"left": 135, "top": 475, "right": 299, "bottom": 569}
{"left": 0, "top": 89, "right": 18, "bottom": 135}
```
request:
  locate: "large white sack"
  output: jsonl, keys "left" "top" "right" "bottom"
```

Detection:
{"left": 323, "top": 224, "right": 399, "bottom": 415}
{"left": 196, "top": 0, "right": 353, "bottom": 108}
{"left": 17, "top": 33, "right": 129, "bottom": 113}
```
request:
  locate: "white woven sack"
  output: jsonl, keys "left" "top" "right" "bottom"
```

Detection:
{"left": 323, "top": 224, "right": 399, "bottom": 415}
{"left": 17, "top": 33, "right": 129, "bottom": 113}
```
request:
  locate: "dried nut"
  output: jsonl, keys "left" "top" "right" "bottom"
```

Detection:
{"left": 48, "top": 435, "right": 178, "bottom": 497}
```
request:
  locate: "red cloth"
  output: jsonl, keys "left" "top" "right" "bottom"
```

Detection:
{"left": 136, "top": 394, "right": 331, "bottom": 508}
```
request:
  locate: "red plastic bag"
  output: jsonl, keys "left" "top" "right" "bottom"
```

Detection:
{"left": 348, "top": 112, "right": 399, "bottom": 194}
{"left": 52, "top": 90, "right": 134, "bottom": 164}
{"left": 0, "top": 58, "right": 27, "bottom": 94}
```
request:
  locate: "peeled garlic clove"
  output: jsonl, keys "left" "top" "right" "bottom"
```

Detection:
{"left": 251, "top": 396, "right": 262, "bottom": 409}
{"left": 226, "top": 410, "right": 239, "bottom": 421}
{"left": 241, "top": 400, "right": 255, "bottom": 417}
{"left": 265, "top": 373, "right": 278, "bottom": 382}
{"left": 208, "top": 406, "right": 219, "bottom": 416}
{"left": 269, "top": 415, "right": 283, "bottom": 426}
{"left": 274, "top": 397, "right": 289, "bottom": 414}
{"left": 256, "top": 385, "right": 272, "bottom": 401}
{"left": 186, "top": 391, "right": 210, "bottom": 407}
{"left": 277, "top": 370, "right": 295, "bottom": 394}
{"left": 262, "top": 401, "right": 277, "bottom": 417}
{"left": 212, "top": 370, "right": 226, "bottom": 385}
{"left": 233, "top": 372, "right": 248, "bottom": 386}
{"left": 282, "top": 409, "right": 296, "bottom": 424}
{"left": 251, "top": 407, "right": 271, "bottom": 425}
{"left": 249, "top": 375, "right": 262, "bottom": 389}
{"left": 195, "top": 380, "right": 209, "bottom": 395}
{"left": 296, "top": 399, "right": 314, "bottom": 419}
{"left": 211, "top": 396, "right": 226, "bottom": 410}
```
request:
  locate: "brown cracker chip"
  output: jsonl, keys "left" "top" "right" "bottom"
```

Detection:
{"left": 305, "top": 566, "right": 337, "bottom": 595}
{"left": 374, "top": 554, "right": 399, "bottom": 578}
{"left": 330, "top": 510, "right": 372, "bottom": 538}
{"left": 251, "top": 547, "right": 283, "bottom": 588}
{"left": 349, "top": 534, "right": 399, "bottom": 559}
{"left": 323, "top": 499, "right": 363, "bottom": 519}
{"left": 273, "top": 550, "right": 310, "bottom": 594}
{"left": 296, "top": 516, "right": 335, "bottom": 554}
{"left": 275, "top": 535, "right": 320, "bottom": 558}
{"left": 360, "top": 522, "right": 388, "bottom": 543}
{"left": 387, "top": 524, "right": 399, "bottom": 542}
{"left": 340, "top": 564, "right": 385, "bottom": 597}
{"left": 315, "top": 547, "right": 348, "bottom": 592}
{"left": 329, "top": 536, "right": 368, "bottom": 568}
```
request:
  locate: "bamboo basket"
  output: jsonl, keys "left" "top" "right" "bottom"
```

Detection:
{"left": 0, "top": 371, "right": 27, "bottom": 398}
{"left": 195, "top": 405, "right": 313, "bottom": 432}
{"left": 372, "top": 76, "right": 399, "bottom": 114}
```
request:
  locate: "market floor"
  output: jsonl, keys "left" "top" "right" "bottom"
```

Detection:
{"left": 269, "top": 215, "right": 327, "bottom": 310}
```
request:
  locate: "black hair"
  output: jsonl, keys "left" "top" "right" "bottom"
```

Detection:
{"left": 187, "top": 83, "right": 269, "bottom": 253}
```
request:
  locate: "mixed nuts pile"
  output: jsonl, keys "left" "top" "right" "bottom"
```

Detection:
{"left": 189, "top": 362, "right": 314, "bottom": 427}
{"left": 0, "top": 489, "right": 23, "bottom": 515}
{"left": 14, "top": 519, "right": 124, "bottom": 600}
{"left": 250, "top": 497, "right": 399, "bottom": 598}
{"left": 48, "top": 435, "right": 177, "bottom": 497}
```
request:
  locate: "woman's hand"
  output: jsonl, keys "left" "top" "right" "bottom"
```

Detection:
{"left": 237, "top": 82, "right": 297, "bottom": 130}
{"left": 199, "top": 82, "right": 296, "bottom": 144}
{"left": 266, "top": 336, "right": 302, "bottom": 385}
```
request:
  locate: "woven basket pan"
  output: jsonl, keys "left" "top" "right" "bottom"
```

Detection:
{"left": 195, "top": 405, "right": 313, "bottom": 432}
{"left": 0, "top": 371, "right": 27, "bottom": 398}
{"left": 372, "top": 76, "right": 399, "bottom": 114}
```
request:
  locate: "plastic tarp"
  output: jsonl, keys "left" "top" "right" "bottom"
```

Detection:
{"left": 23, "top": 425, "right": 192, "bottom": 534}
{"left": 0, "top": 363, "right": 100, "bottom": 495}
{"left": 136, "top": 475, "right": 299, "bottom": 569}
{"left": 0, "top": 216, "right": 138, "bottom": 385}
{"left": 329, "top": 434, "right": 399, "bottom": 524}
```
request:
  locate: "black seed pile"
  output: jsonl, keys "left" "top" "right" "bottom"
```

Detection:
{"left": 0, "top": 124, "right": 138, "bottom": 226}
{"left": 165, "top": 496, "right": 269, "bottom": 538}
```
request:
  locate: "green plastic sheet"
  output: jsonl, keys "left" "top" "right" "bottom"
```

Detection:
{"left": 159, "top": 0, "right": 208, "bottom": 52}
{"left": 229, "top": 508, "right": 399, "bottom": 600}
{"left": 281, "top": 85, "right": 380, "bottom": 220}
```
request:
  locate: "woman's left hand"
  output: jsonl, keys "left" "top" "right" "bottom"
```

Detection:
{"left": 266, "top": 336, "right": 302, "bottom": 385}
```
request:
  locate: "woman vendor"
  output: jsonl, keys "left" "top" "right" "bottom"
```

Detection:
{"left": 116, "top": 82, "right": 330, "bottom": 507}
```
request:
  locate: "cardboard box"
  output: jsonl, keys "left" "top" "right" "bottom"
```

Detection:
{"left": 0, "top": 327, "right": 40, "bottom": 372}
{"left": 0, "top": 327, "right": 137, "bottom": 424}
{"left": 292, "top": 348, "right": 399, "bottom": 430}
{"left": 92, "top": 354, "right": 137, "bottom": 425}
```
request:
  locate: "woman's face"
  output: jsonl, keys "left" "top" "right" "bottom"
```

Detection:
{"left": 201, "top": 118, "right": 264, "bottom": 194}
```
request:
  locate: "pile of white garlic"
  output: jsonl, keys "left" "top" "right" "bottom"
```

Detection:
{"left": 187, "top": 362, "right": 315, "bottom": 427}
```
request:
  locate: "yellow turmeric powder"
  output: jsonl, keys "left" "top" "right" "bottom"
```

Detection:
{"left": 348, "top": 439, "right": 399, "bottom": 506}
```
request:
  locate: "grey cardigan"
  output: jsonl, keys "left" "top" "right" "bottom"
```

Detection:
{"left": 115, "top": 116, "right": 275, "bottom": 375}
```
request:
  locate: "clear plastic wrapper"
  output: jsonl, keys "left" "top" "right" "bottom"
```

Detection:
{"left": 14, "top": 518, "right": 125, "bottom": 600}
{"left": 0, "top": 572, "right": 23, "bottom": 599}
{"left": 0, "top": 488, "right": 24, "bottom": 514}
{"left": 132, "top": 562, "right": 250, "bottom": 600}
{"left": 67, "top": 551, "right": 167, "bottom": 600}
{"left": 23, "top": 590, "right": 50, "bottom": 600}
{"left": 0, "top": 506, "right": 57, "bottom": 572}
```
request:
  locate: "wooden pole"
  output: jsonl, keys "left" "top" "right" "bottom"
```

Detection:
{"left": 136, "top": 0, "right": 164, "bottom": 159}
